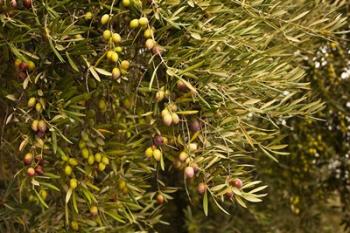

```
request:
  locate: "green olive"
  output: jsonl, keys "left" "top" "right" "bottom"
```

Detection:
{"left": 70, "top": 178, "right": 78, "bottom": 189}
{"left": 64, "top": 165, "right": 72, "bottom": 176}
{"left": 84, "top": 12, "right": 93, "bottom": 20}
{"left": 103, "top": 30, "right": 112, "bottom": 41}
{"left": 95, "top": 153, "right": 102, "bottom": 162}
{"left": 81, "top": 148, "right": 89, "bottom": 159}
{"left": 145, "top": 147, "right": 153, "bottom": 158}
{"left": 100, "top": 14, "right": 110, "bottom": 25}
{"left": 129, "top": 19, "right": 139, "bottom": 29}
{"left": 139, "top": 17, "right": 149, "bottom": 27}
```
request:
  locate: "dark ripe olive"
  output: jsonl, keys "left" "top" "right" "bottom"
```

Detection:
{"left": 35, "top": 165, "right": 44, "bottom": 175}
{"left": 18, "top": 71, "right": 27, "bottom": 80}
{"left": 35, "top": 155, "right": 44, "bottom": 165}
{"left": 23, "top": 0, "right": 32, "bottom": 9}
{"left": 36, "top": 130, "right": 45, "bottom": 138}
{"left": 19, "top": 62, "right": 28, "bottom": 71}
{"left": 190, "top": 119, "right": 201, "bottom": 132}
{"left": 153, "top": 135, "right": 163, "bottom": 146}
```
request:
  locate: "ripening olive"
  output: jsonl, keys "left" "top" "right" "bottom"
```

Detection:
{"left": 23, "top": 152, "right": 33, "bottom": 165}
{"left": 120, "top": 60, "right": 130, "bottom": 70}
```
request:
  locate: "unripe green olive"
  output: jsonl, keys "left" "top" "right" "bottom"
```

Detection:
{"left": 103, "top": 30, "right": 112, "bottom": 41}
{"left": 90, "top": 206, "right": 98, "bottom": 216}
{"left": 114, "top": 46, "right": 123, "bottom": 53}
{"left": 70, "top": 178, "right": 78, "bottom": 189}
{"left": 35, "top": 102, "right": 42, "bottom": 113}
{"left": 27, "top": 61, "right": 35, "bottom": 71}
{"left": 120, "top": 60, "right": 130, "bottom": 70}
{"left": 145, "top": 147, "right": 153, "bottom": 158}
{"left": 39, "top": 189, "right": 48, "bottom": 200}
{"left": 68, "top": 158, "right": 78, "bottom": 166}
{"left": 144, "top": 28, "right": 153, "bottom": 38}
{"left": 112, "top": 33, "right": 121, "bottom": 43}
{"left": 139, "top": 17, "right": 149, "bottom": 27}
{"left": 84, "top": 12, "right": 93, "bottom": 20}
{"left": 129, "top": 19, "right": 139, "bottom": 29}
{"left": 95, "top": 153, "right": 102, "bottom": 162}
{"left": 153, "top": 149, "right": 162, "bottom": 161}
{"left": 110, "top": 52, "right": 118, "bottom": 63}
{"left": 100, "top": 14, "right": 110, "bottom": 25}
{"left": 61, "top": 154, "right": 69, "bottom": 162}
{"left": 81, "top": 148, "right": 89, "bottom": 159}
{"left": 78, "top": 141, "right": 86, "bottom": 149}
{"left": 112, "top": 67, "right": 121, "bottom": 79}
{"left": 64, "top": 165, "right": 72, "bottom": 176}
{"left": 118, "top": 180, "right": 126, "bottom": 190}
{"left": 71, "top": 221, "right": 79, "bottom": 231}
{"left": 88, "top": 155, "right": 95, "bottom": 165}
{"left": 106, "top": 50, "right": 114, "bottom": 60}
{"left": 98, "top": 99, "right": 107, "bottom": 111}
{"left": 27, "top": 97, "right": 36, "bottom": 108}
{"left": 102, "top": 156, "right": 109, "bottom": 165}
{"left": 98, "top": 162, "right": 106, "bottom": 171}
{"left": 122, "top": 0, "right": 130, "bottom": 7}
{"left": 120, "top": 68, "right": 128, "bottom": 75}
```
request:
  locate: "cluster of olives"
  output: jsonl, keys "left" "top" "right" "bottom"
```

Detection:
{"left": 14, "top": 59, "right": 35, "bottom": 80}
{"left": 23, "top": 152, "right": 45, "bottom": 177}
{"left": 0, "top": 0, "right": 32, "bottom": 10}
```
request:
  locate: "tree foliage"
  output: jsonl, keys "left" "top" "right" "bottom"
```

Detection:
{"left": 0, "top": 0, "right": 347, "bottom": 232}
